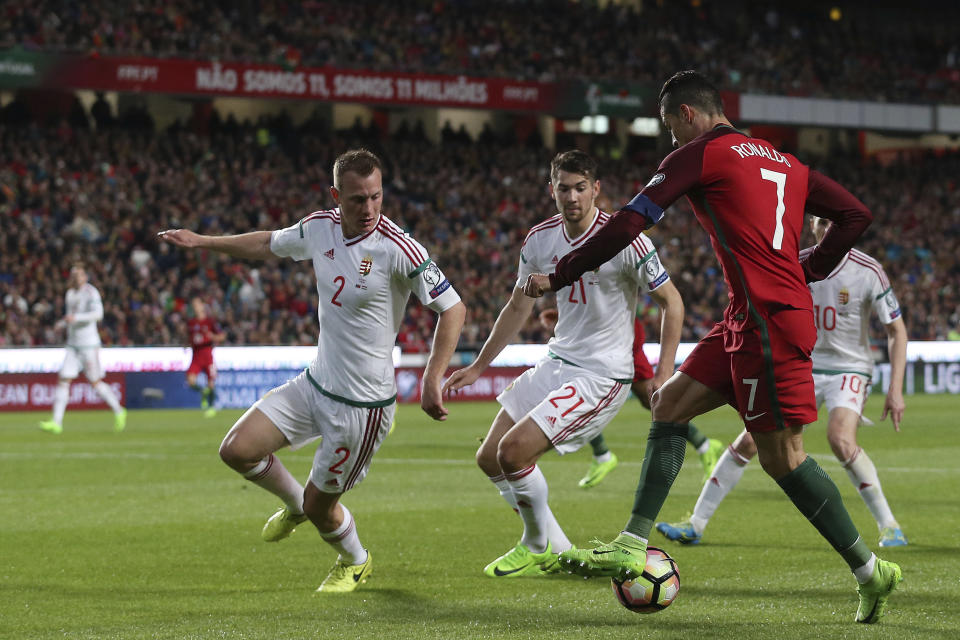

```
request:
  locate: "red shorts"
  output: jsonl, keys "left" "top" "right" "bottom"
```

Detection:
{"left": 632, "top": 316, "right": 654, "bottom": 382}
{"left": 678, "top": 309, "right": 817, "bottom": 432}
{"left": 187, "top": 347, "right": 216, "bottom": 379}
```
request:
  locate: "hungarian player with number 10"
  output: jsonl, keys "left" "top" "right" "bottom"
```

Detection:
{"left": 523, "top": 71, "right": 901, "bottom": 624}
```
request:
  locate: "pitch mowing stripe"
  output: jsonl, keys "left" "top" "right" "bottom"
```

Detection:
{"left": 0, "top": 451, "right": 955, "bottom": 474}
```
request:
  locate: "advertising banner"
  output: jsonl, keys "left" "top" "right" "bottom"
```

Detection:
{"left": 0, "top": 373, "right": 125, "bottom": 412}
{"left": 0, "top": 51, "right": 556, "bottom": 112}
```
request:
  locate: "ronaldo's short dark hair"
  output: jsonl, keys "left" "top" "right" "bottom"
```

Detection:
{"left": 333, "top": 149, "right": 382, "bottom": 188}
{"left": 550, "top": 150, "right": 599, "bottom": 183}
{"left": 659, "top": 70, "right": 724, "bottom": 117}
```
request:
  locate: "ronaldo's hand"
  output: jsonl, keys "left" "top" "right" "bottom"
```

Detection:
{"left": 523, "top": 274, "right": 552, "bottom": 298}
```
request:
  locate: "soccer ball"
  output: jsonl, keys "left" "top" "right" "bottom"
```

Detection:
{"left": 610, "top": 546, "right": 680, "bottom": 613}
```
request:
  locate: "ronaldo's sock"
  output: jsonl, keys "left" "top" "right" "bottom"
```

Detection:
{"left": 489, "top": 474, "right": 519, "bottom": 513}
{"left": 686, "top": 423, "right": 708, "bottom": 451}
{"left": 690, "top": 446, "right": 750, "bottom": 534}
{"left": 625, "top": 421, "right": 689, "bottom": 538}
{"left": 776, "top": 456, "right": 873, "bottom": 574}
{"left": 318, "top": 504, "right": 367, "bottom": 565}
{"left": 94, "top": 381, "right": 123, "bottom": 414}
{"left": 589, "top": 434, "right": 610, "bottom": 458}
{"left": 506, "top": 464, "right": 571, "bottom": 553}
{"left": 842, "top": 448, "right": 899, "bottom": 529}
{"left": 52, "top": 380, "right": 70, "bottom": 425}
{"left": 243, "top": 454, "right": 305, "bottom": 514}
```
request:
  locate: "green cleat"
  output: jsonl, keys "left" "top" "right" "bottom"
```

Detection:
{"left": 39, "top": 420, "right": 63, "bottom": 435}
{"left": 856, "top": 558, "right": 903, "bottom": 623}
{"left": 316, "top": 552, "right": 372, "bottom": 593}
{"left": 114, "top": 409, "right": 127, "bottom": 433}
{"left": 578, "top": 453, "right": 619, "bottom": 489}
{"left": 483, "top": 542, "right": 559, "bottom": 577}
{"left": 203, "top": 407, "right": 218, "bottom": 419}
{"left": 699, "top": 438, "right": 724, "bottom": 484}
{"left": 262, "top": 506, "right": 309, "bottom": 542}
{"left": 558, "top": 533, "right": 647, "bottom": 580}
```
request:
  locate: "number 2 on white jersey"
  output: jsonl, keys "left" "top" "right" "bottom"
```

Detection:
{"left": 760, "top": 168, "right": 786, "bottom": 250}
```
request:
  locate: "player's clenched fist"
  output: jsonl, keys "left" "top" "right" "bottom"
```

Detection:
{"left": 522, "top": 273, "right": 552, "bottom": 298}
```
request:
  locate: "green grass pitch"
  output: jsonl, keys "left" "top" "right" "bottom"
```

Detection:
{"left": 1, "top": 394, "right": 958, "bottom": 639}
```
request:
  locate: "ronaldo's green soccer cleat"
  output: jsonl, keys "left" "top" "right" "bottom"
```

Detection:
{"left": 113, "top": 409, "right": 127, "bottom": 433}
{"left": 262, "top": 506, "right": 309, "bottom": 542}
{"left": 483, "top": 542, "right": 558, "bottom": 577}
{"left": 39, "top": 420, "right": 63, "bottom": 435}
{"left": 699, "top": 438, "right": 724, "bottom": 484}
{"left": 316, "top": 553, "right": 372, "bottom": 593}
{"left": 558, "top": 533, "right": 647, "bottom": 580}
{"left": 578, "top": 453, "right": 619, "bottom": 489}
{"left": 856, "top": 558, "right": 903, "bottom": 623}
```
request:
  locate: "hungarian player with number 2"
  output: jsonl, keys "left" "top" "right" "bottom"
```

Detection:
{"left": 524, "top": 71, "right": 901, "bottom": 624}
{"left": 158, "top": 150, "right": 465, "bottom": 594}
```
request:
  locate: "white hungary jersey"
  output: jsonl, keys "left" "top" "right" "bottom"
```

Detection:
{"left": 65, "top": 283, "right": 104, "bottom": 348}
{"left": 517, "top": 208, "right": 670, "bottom": 381}
{"left": 809, "top": 248, "right": 901, "bottom": 377}
{"left": 271, "top": 208, "right": 461, "bottom": 406}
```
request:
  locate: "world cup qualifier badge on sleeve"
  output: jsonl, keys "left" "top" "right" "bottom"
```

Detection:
{"left": 424, "top": 262, "right": 451, "bottom": 299}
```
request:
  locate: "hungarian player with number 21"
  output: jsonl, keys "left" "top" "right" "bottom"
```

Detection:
{"left": 523, "top": 71, "right": 901, "bottom": 623}
{"left": 158, "top": 149, "right": 465, "bottom": 594}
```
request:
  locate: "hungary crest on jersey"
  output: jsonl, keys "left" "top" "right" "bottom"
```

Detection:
{"left": 838, "top": 288, "right": 849, "bottom": 305}
{"left": 359, "top": 255, "right": 373, "bottom": 276}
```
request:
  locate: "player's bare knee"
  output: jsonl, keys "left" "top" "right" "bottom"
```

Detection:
{"left": 828, "top": 433, "right": 857, "bottom": 463}
{"left": 476, "top": 441, "right": 501, "bottom": 476}
{"left": 496, "top": 438, "right": 529, "bottom": 474}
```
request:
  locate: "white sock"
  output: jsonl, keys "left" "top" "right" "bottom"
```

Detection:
{"left": 242, "top": 454, "right": 304, "bottom": 513}
{"left": 853, "top": 553, "right": 877, "bottom": 584}
{"left": 690, "top": 446, "right": 750, "bottom": 534}
{"left": 52, "top": 380, "right": 70, "bottom": 425}
{"left": 490, "top": 474, "right": 519, "bottom": 513}
{"left": 695, "top": 440, "right": 710, "bottom": 455}
{"left": 505, "top": 464, "right": 571, "bottom": 553}
{"left": 842, "top": 448, "right": 899, "bottom": 530}
{"left": 319, "top": 504, "right": 367, "bottom": 565}
{"left": 94, "top": 380, "right": 123, "bottom": 414}
{"left": 594, "top": 451, "right": 613, "bottom": 464}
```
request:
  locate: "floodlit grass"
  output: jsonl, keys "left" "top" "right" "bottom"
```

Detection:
{"left": 1, "top": 394, "right": 958, "bottom": 639}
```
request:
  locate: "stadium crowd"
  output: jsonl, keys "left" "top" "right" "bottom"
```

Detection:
{"left": 1, "top": 101, "right": 958, "bottom": 354}
{"left": 2, "top": 0, "right": 959, "bottom": 103}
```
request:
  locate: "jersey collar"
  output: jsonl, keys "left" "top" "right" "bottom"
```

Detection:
{"left": 562, "top": 207, "right": 601, "bottom": 246}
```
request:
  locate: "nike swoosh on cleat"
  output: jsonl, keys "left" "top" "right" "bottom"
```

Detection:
{"left": 353, "top": 571, "right": 365, "bottom": 582}
{"left": 591, "top": 549, "right": 619, "bottom": 555}
{"left": 493, "top": 564, "right": 532, "bottom": 576}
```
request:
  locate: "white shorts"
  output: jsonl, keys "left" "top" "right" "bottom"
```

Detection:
{"left": 813, "top": 372, "right": 871, "bottom": 416}
{"left": 60, "top": 346, "right": 103, "bottom": 381}
{"left": 252, "top": 371, "right": 395, "bottom": 494}
{"left": 497, "top": 358, "right": 630, "bottom": 455}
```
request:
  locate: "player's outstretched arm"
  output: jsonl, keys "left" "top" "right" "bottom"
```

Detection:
{"left": 881, "top": 316, "right": 907, "bottom": 431}
{"left": 157, "top": 229, "right": 275, "bottom": 261}
{"left": 422, "top": 301, "right": 466, "bottom": 421}
{"left": 444, "top": 287, "right": 536, "bottom": 395}
{"left": 647, "top": 279, "right": 684, "bottom": 390}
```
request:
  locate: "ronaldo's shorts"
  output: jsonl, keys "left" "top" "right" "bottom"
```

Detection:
{"left": 187, "top": 348, "right": 216, "bottom": 379}
{"left": 632, "top": 316, "right": 654, "bottom": 382}
{"left": 679, "top": 310, "right": 818, "bottom": 432}
{"left": 60, "top": 345, "right": 103, "bottom": 381}
{"left": 497, "top": 357, "right": 630, "bottom": 455}
{"left": 813, "top": 372, "right": 871, "bottom": 416}
{"left": 252, "top": 370, "right": 395, "bottom": 494}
